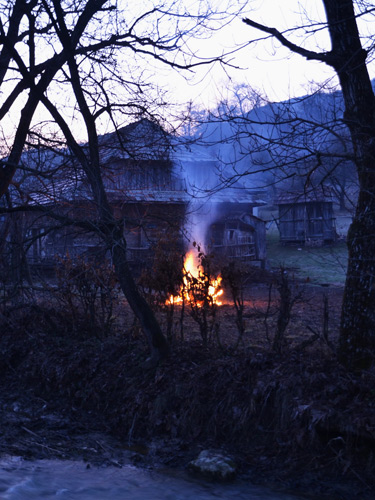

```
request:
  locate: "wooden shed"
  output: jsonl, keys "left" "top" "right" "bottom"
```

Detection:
{"left": 208, "top": 210, "right": 266, "bottom": 267}
{"left": 275, "top": 187, "right": 336, "bottom": 245}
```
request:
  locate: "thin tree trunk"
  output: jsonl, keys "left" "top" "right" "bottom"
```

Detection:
{"left": 111, "top": 229, "right": 170, "bottom": 365}
{"left": 43, "top": 90, "right": 170, "bottom": 366}
{"left": 40, "top": 0, "right": 170, "bottom": 365}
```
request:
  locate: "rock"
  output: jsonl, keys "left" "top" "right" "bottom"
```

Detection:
{"left": 188, "top": 450, "right": 236, "bottom": 480}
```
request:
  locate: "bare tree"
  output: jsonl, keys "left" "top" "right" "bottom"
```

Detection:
{"left": 242, "top": 1, "right": 375, "bottom": 369}
{"left": 0, "top": 0, "right": 238, "bottom": 365}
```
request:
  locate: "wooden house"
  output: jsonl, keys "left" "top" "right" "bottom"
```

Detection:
{"left": 2, "top": 119, "right": 267, "bottom": 275}
{"left": 275, "top": 187, "right": 336, "bottom": 245}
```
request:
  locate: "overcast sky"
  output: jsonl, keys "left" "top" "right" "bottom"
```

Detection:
{"left": 3, "top": 1, "right": 375, "bottom": 144}
{"left": 165, "top": 0, "right": 375, "bottom": 108}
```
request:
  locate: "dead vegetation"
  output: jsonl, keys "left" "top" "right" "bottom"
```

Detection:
{"left": 0, "top": 261, "right": 374, "bottom": 498}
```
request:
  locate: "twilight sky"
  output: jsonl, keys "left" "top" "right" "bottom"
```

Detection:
{"left": 3, "top": 0, "right": 375, "bottom": 145}
{"left": 165, "top": 0, "right": 375, "bottom": 108}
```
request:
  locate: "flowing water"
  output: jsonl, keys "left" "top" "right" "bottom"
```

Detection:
{"left": 0, "top": 457, "right": 307, "bottom": 500}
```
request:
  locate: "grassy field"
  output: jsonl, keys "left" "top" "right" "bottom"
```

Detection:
{"left": 266, "top": 231, "right": 348, "bottom": 285}
{"left": 260, "top": 206, "right": 350, "bottom": 286}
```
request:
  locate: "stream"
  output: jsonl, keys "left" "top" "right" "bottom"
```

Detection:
{"left": 0, "top": 456, "right": 307, "bottom": 500}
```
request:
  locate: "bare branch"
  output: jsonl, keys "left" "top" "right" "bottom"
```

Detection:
{"left": 242, "top": 17, "right": 334, "bottom": 65}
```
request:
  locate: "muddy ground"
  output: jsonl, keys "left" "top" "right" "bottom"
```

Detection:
{"left": 0, "top": 282, "right": 374, "bottom": 499}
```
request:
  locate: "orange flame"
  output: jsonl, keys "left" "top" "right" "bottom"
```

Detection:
{"left": 167, "top": 250, "right": 223, "bottom": 307}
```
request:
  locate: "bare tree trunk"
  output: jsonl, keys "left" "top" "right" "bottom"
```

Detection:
{"left": 110, "top": 227, "right": 170, "bottom": 365}
{"left": 41, "top": 0, "right": 170, "bottom": 364}
{"left": 340, "top": 187, "right": 375, "bottom": 369}
{"left": 322, "top": 0, "right": 375, "bottom": 369}
{"left": 243, "top": 0, "right": 375, "bottom": 369}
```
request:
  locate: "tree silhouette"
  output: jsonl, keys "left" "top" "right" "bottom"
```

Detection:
{"left": 0, "top": 0, "right": 236, "bottom": 365}
{"left": 243, "top": 0, "right": 375, "bottom": 369}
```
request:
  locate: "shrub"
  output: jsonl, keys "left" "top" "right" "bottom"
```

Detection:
{"left": 54, "top": 255, "right": 118, "bottom": 338}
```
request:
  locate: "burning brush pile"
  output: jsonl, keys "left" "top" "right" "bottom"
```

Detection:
{"left": 165, "top": 246, "right": 224, "bottom": 346}
{"left": 140, "top": 239, "right": 247, "bottom": 347}
{"left": 166, "top": 248, "right": 223, "bottom": 308}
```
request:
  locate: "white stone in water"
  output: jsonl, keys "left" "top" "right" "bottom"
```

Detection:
{"left": 188, "top": 450, "right": 236, "bottom": 480}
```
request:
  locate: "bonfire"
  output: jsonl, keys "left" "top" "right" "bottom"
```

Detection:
{"left": 167, "top": 249, "right": 223, "bottom": 307}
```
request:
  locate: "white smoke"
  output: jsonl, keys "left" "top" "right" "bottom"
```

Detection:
{"left": 172, "top": 142, "right": 221, "bottom": 254}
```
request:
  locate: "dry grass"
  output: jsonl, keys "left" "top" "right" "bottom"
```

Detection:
{"left": 0, "top": 283, "right": 374, "bottom": 498}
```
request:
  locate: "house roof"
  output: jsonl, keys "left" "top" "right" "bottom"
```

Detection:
{"left": 98, "top": 119, "right": 172, "bottom": 164}
{"left": 275, "top": 186, "right": 334, "bottom": 205}
{"left": 8, "top": 119, "right": 267, "bottom": 208}
{"left": 107, "top": 189, "right": 189, "bottom": 204}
